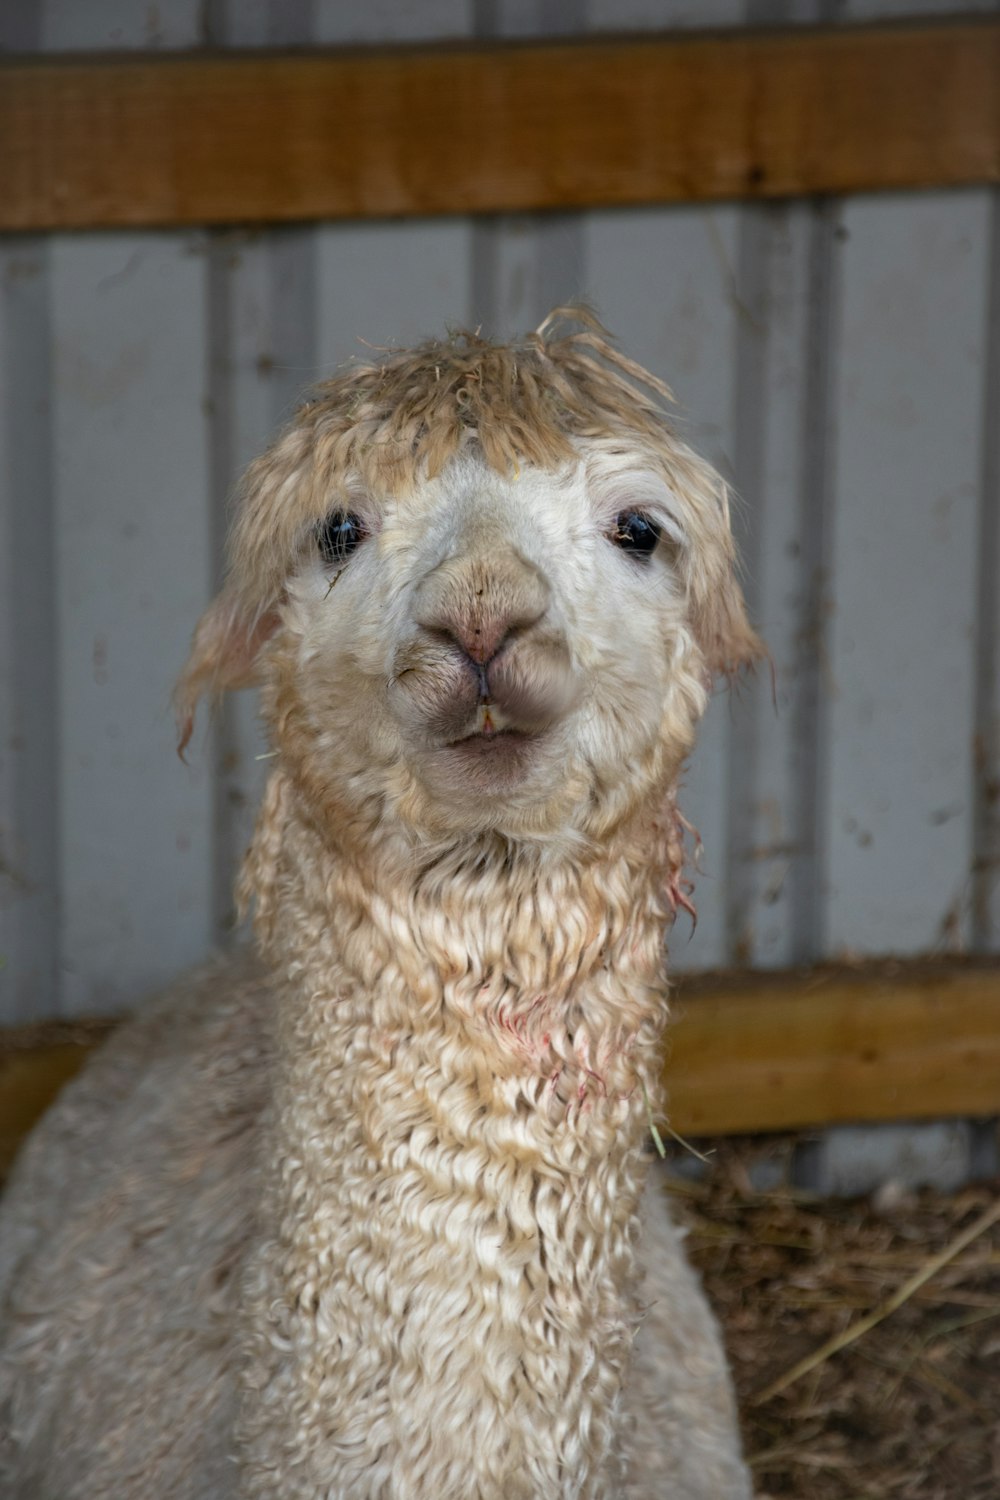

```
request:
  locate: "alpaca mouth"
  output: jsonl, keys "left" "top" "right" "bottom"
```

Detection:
{"left": 447, "top": 722, "right": 535, "bottom": 754}
{"left": 445, "top": 698, "right": 531, "bottom": 745}
{"left": 448, "top": 724, "right": 532, "bottom": 750}
{"left": 436, "top": 720, "right": 542, "bottom": 790}
{"left": 449, "top": 702, "right": 521, "bottom": 743}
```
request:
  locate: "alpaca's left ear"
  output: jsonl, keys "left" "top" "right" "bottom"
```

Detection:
{"left": 674, "top": 462, "right": 764, "bottom": 680}
{"left": 691, "top": 571, "right": 763, "bottom": 682}
{"left": 174, "top": 593, "right": 279, "bottom": 757}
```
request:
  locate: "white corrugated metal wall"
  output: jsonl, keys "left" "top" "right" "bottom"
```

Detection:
{"left": 1, "top": 0, "right": 998, "bottom": 1038}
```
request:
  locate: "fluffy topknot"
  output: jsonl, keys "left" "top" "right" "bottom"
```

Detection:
{"left": 315, "top": 304, "right": 675, "bottom": 479}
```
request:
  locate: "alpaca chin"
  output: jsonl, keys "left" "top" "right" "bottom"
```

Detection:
{"left": 436, "top": 727, "right": 543, "bottom": 790}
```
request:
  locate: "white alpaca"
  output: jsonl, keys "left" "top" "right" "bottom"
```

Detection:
{"left": 0, "top": 312, "right": 757, "bottom": 1499}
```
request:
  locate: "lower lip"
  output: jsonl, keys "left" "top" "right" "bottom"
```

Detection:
{"left": 449, "top": 726, "right": 526, "bottom": 748}
{"left": 442, "top": 729, "right": 537, "bottom": 778}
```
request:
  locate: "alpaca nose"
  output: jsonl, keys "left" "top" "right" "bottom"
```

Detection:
{"left": 413, "top": 552, "right": 551, "bottom": 665}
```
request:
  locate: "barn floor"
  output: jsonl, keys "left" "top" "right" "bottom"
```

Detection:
{"left": 671, "top": 1145, "right": 1000, "bottom": 1499}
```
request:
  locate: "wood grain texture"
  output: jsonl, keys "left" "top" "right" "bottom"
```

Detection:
{"left": 2, "top": 19, "right": 999, "bottom": 232}
{"left": 0, "top": 1024, "right": 114, "bottom": 1176}
{"left": 668, "top": 963, "right": 1000, "bottom": 1135}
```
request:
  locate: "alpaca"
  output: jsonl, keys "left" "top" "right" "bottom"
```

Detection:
{"left": 0, "top": 311, "right": 757, "bottom": 1500}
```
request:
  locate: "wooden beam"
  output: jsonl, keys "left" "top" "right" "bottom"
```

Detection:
{"left": 1, "top": 20, "right": 998, "bottom": 233}
{"left": 1, "top": 965, "right": 998, "bottom": 1175}
{"left": 0, "top": 1024, "right": 114, "bottom": 1178}
{"left": 667, "top": 963, "right": 1000, "bottom": 1136}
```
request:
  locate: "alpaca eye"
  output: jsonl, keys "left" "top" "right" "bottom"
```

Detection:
{"left": 611, "top": 511, "right": 661, "bottom": 559}
{"left": 317, "top": 511, "right": 366, "bottom": 566}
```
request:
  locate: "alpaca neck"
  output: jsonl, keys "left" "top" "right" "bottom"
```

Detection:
{"left": 238, "top": 773, "right": 679, "bottom": 1500}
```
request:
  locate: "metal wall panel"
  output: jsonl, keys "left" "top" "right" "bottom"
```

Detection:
{"left": 51, "top": 234, "right": 216, "bottom": 1015}
{"left": 1, "top": 0, "right": 998, "bottom": 1023}
{"left": 825, "top": 193, "right": 989, "bottom": 956}
{"left": 0, "top": 232, "right": 58, "bottom": 1021}
{"left": 974, "top": 198, "right": 1000, "bottom": 952}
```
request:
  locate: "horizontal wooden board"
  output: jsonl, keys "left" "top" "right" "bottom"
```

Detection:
{"left": 0, "top": 1023, "right": 114, "bottom": 1177}
{"left": 668, "top": 963, "right": 1000, "bottom": 1135}
{"left": 1, "top": 965, "right": 999, "bottom": 1174}
{"left": 2, "top": 20, "right": 999, "bottom": 232}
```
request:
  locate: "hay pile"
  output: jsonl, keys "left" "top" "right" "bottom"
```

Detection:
{"left": 670, "top": 1146, "right": 1000, "bottom": 1499}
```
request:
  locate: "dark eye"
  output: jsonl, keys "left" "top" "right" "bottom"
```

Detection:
{"left": 316, "top": 511, "right": 366, "bottom": 566}
{"left": 611, "top": 511, "right": 661, "bottom": 559}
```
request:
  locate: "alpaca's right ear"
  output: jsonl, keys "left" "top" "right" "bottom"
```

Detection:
{"left": 174, "top": 407, "right": 324, "bottom": 757}
{"left": 174, "top": 593, "right": 279, "bottom": 758}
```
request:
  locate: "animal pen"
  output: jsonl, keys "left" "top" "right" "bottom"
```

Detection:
{"left": 1, "top": 2, "right": 1000, "bottom": 1495}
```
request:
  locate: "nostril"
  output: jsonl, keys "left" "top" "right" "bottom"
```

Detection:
{"left": 412, "top": 554, "right": 551, "bottom": 665}
{"left": 455, "top": 619, "right": 509, "bottom": 667}
{"left": 425, "top": 612, "right": 536, "bottom": 668}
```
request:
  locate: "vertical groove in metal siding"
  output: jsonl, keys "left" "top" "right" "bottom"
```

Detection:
{"left": 471, "top": 0, "right": 502, "bottom": 34}
{"left": 534, "top": 216, "right": 586, "bottom": 321}
{"left": 726, "top": 206, "right": 771, "bottom": 966}
{"left": 729, "top": 201, "right": 829, "bottom": 968}
{"left": 470, "top": 217, "right": 501, "bottom": 335}
{"left": 0, "top": 240, "right": 59, "bottom": 1023}
{"left": 972, "top": 191, "right": 1000, "bottom": 950}
{"left": 727, "top": 1, "right": 832, "bottom": 969}
{"left": 781, "top": 0, "right": 845, "bottom": 965}
{"left": 267, "top": 228, "right": 320, "bottom": 424}
{"left": 790, "top": 199, "right": 841, "bottom": 962}
{"left": 204, "top": 236, "right": 243, "bottom": 944}
{"left": 0, "top": 6, "right": 58, "bottom": 1022}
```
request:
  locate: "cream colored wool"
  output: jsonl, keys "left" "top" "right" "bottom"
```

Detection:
{"left": 0, "top": 310, "right": 758, "bottom": 1499}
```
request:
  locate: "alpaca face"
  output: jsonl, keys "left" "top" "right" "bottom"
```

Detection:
{"left": 272, "top": 444, "right": 714, "bottom": 843}
{"left": 177, "top": 320, "right": 759, "bottom": 848}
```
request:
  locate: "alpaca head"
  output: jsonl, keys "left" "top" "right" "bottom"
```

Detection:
{"left": 177, "top": 310, "right": 759, "bottom": 850}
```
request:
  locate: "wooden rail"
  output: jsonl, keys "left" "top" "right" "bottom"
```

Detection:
{"left": 668, "top": 963, "right": 1000, "bottom": 1136}
{"left": 2, "top": 19, "right": 998, "bottom": 233}
{"left": 0, "top": 1022, "right": 115, "bottom": 1178}
{"left": 2, "top": 963, "right": 998, "bottom": 1174}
